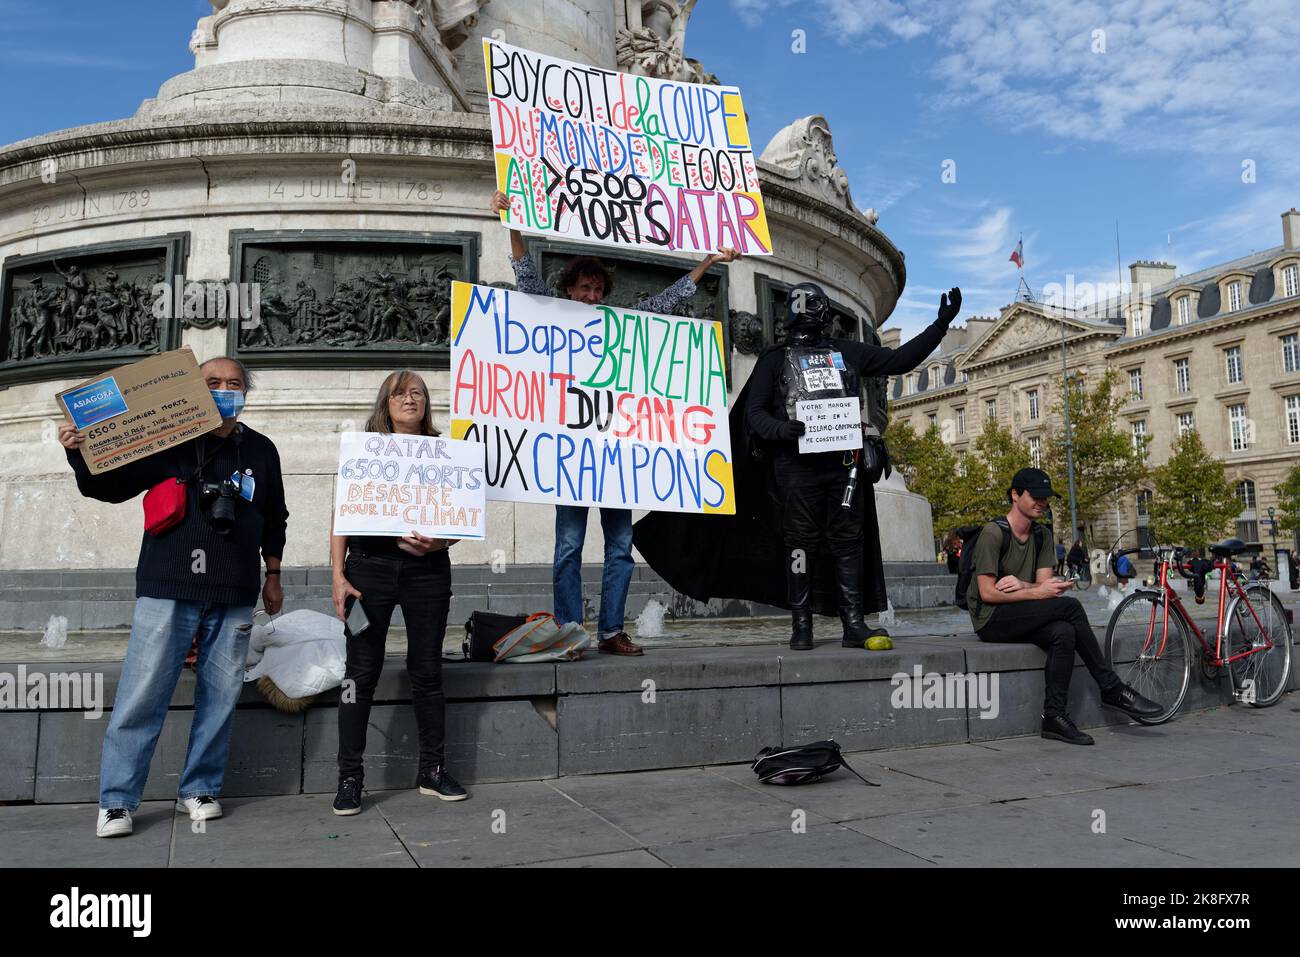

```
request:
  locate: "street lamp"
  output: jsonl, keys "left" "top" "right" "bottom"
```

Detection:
{"left": 1267, "top": 506, "right": 1278, "bottom": 579}
{"left": 1059, "top": 324, "right": 1080, "bottom": 543}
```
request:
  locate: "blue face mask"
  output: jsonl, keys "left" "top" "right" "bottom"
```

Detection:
{"left": 210, "top": 389, "right": 246, "bottom": 419}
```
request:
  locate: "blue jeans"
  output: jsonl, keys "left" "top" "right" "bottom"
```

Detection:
{"left": 100, "top": 597, "right": 253, "bottom": 810}
{"left": 553, "top": 505, "right": 634, "bottom": 637}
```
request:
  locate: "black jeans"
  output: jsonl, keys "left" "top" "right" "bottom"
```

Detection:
{"left": 337, "top": 548, "right": 452, "bottom": 781}
{"left": 977, "top": 596, "right": 1121, "bottom": 718}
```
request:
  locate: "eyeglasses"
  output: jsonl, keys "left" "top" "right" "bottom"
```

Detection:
{"left": 391, "top": 389, "right": 426, "bottom": 401}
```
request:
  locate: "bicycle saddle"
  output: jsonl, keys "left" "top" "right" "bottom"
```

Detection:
{"left": 1209, "top": 538, "right": 1247, "bottom": 557}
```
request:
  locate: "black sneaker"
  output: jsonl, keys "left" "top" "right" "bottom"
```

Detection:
{"left": 332, "top": 776, "right": 362, "bottom": 816}
{"left": 1041, "top": 713, "right": 1094, "bottom": 746}
{"left": 417, "top": 765, "right": 468, "bottom": 801}
{"left": 1100, "top": 683, "right": 1164, "bottom": 719}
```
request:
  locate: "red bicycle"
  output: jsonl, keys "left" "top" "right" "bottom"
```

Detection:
{"left": 1103, "top": 539, "right": 1293, "bottom": 724}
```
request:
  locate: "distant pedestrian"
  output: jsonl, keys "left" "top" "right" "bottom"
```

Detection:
{"left": 1067, "top": 538, "right": 1086, "bottom": 579}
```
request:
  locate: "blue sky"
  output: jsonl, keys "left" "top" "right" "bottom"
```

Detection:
{"left": 2, "top": 0, "right": 1296, "bottom": 341}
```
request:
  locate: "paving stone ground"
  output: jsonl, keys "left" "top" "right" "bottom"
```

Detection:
{"left": 4, "top": 697, "right": 1296, "bottom": 867}
{"left": 5, "top": 583, "right": 1295, "bottom": 866}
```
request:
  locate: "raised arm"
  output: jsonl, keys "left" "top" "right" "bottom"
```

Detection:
{"left": 854, "top": 287, "right": 962, "bottom": 377}
{"left": 490, "top": 190, "right": 529, "bottom": 261}
{"left": 634, "top": 248, "right": 740, "bottom": 314}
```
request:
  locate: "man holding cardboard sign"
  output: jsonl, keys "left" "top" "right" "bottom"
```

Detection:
{"left": 59, "top": 355, "right": 288, "bottom": 838}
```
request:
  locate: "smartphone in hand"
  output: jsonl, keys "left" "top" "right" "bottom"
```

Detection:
{"left": 344, "top": 595, "right": 370, "bottom": 639}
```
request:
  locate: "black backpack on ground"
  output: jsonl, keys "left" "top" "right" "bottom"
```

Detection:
{"left": 954, "top": 518, "right": 1046, "bottom": 611}
{"left": 751, "top": 740, "right": 878, "bottom": 787}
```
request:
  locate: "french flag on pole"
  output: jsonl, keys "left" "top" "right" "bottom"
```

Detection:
{"left": 1009, "top": 238, "right": 1024, "bottom": 268}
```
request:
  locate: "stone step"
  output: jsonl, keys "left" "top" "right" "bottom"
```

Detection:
{"left": 0, "top": 563, "right": 957, "bottom": 631}
{"left": 5, "top": 629, "right": 1288, "bottom": 804}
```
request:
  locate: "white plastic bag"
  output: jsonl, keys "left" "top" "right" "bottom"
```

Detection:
{"left": 244, "top": 609, "right": 346, "bottom": 699}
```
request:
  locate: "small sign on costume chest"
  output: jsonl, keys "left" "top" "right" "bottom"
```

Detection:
{"left": 798, "top": 351, "right": 846, "bottom": 392}
{"left": 796, "top": 397, "right": 863, "bottom": 454}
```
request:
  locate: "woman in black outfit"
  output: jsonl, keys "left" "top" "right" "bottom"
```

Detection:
{"left": 330, "top": 370, "right": 467, "bottom": 815}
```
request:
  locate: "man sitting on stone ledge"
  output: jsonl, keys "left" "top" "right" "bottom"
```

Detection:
{"left": 967, "top": 468, "right": 1162, "bottom": 745}
{"left": 488, "top": 189, "right": 739, "bottom": 656}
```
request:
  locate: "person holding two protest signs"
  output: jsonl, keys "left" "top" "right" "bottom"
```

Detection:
{"left": 488, "top": 189, "right": 740, "bottom": 656}
{"left": 60, "top": 357, "right": 288, "bottom": 838}
{"left": 329, "top": 370, "right": 467, "bottom": 815}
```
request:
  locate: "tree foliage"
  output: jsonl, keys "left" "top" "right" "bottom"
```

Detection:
{"left": 1147, "top": 430, "right": 1240, "bottom": 549}
{"left": 884, "top": 420, "right": 960, "bottom": 535}
{"left": 886, "top": 419, "right": 1031, "bottom": 539}
{"left": 1042, "top": 368, "right": 1148, "bottom": 542}
{"left": 1274, "top": 463, "right": 1300, "bottom": 535}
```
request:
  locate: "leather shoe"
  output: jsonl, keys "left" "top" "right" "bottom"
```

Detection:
{"left": 1041, "top": 713, "right": 1094, "bottom": 745}
{"left": 1101, "top": 683, "right": 1163, "bottom": 719}
{"left": 598, "top": 632, "right": 644, "bottom": 656}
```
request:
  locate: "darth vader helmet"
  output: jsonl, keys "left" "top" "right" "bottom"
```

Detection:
{"left": 783, "top": 282, "right": 832, "bottom": 339}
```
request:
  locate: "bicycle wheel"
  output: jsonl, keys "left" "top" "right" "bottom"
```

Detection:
{"left": 1074, "top": 569, "right": 1092, "bottom": 592}
{"left": 1105, "top": 591, "right": 1192, "bottom": 724}
{"left": 1225, "top": 585, "right": 1293, "bottom": 707}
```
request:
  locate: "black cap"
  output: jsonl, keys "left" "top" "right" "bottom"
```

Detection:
{"left": 1010, "top": 467, "right": 1059, "bottom": 498}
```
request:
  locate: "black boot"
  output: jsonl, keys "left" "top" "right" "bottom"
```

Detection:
{"left": 833, "top": 552, "right": 893, "bottom": 650}
{"left": 788, "top": 550, "right": 814, "bottom": 651}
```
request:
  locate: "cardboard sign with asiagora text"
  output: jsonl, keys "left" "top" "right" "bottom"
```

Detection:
{"left": 56, "top": 347, "right": 223, "bottom": 474}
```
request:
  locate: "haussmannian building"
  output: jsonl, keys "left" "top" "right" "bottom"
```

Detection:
{"left": 887, "top": 207, "right": 1300, "bottom": 557}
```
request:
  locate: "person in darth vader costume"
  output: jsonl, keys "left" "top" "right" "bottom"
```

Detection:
{"left": 633, "top": 281, "right": 961, "bottom": 651}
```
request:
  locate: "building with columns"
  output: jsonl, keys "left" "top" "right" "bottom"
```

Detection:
{"left": 0, "top": 0, "right": 944, "bottom": 629}
{"left": 889, "top": 207, "right": 1300, "bottom": 554}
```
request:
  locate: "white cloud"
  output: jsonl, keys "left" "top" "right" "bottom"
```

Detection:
{"left": 732, "top": 0, "right": 1298, "bottom": 337}
{"left": 733, "top": 0, "right": 930, "bottom": 41}
{"left": 733, "top": 0, "right": 1299, "bottom": 174}
{"left": 936, "top": 206, "right": 1016, "bottom": 269}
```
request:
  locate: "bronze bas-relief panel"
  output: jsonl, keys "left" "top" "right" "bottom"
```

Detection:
{"left": 227, "top": 230, "right": 479, "bottom": 368}
{"left": 0, "top": 234, "right": 187, "bottom": 386}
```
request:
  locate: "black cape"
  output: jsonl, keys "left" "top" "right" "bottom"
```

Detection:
{"left": 632, "top": 344, "right": 888, "bottom": 616}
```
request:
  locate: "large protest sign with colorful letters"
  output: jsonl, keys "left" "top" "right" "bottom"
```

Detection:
{"left": 448, "top": 281, "right": 735, "bottom": 515}
{"left": 484, "top": 38, "right": 771, "bottom": 257}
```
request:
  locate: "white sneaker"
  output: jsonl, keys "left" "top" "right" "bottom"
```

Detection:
{"left": 96, "top": 807, "right": 133, "bottom": 838}
{"left": 175, "top": 796, "right": 223, "bottom": 821}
